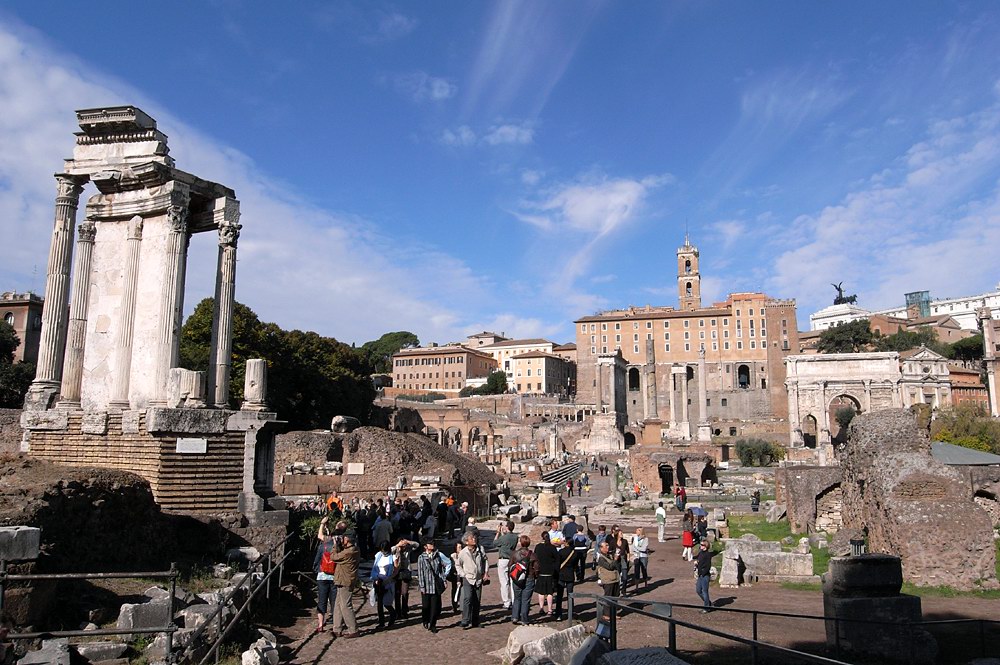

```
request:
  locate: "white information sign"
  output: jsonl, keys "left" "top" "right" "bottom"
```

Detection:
{"left": 346, "top": 462, "right": 365, "bottom": 475}
{"left": 176, "top": 437, "right": 208, "bottom": 454}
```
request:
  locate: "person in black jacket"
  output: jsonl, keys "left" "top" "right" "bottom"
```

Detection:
{"left": 553, "top": 538, "right": 577, "bottom": 621}
{"left": 693, "top": 540, "right": 714, "bottom": 612}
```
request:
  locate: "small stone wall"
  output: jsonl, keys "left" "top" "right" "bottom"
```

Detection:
{"left": 0, "top": 408, "right": 22, "bottom": 454}
{"left": 775, "top": 466, "right": 844, "bottom": 534}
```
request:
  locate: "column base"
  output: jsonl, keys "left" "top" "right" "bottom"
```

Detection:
{"left": 55, "top": 399, "right": 82, "bottom": 410}
{"left": 107, "top": 400, "right": 131, "bottom": 411}
{"left": 696, "top": 422, "right": 713, "bottom": 443}
{"left": 24, "top": 381, "right": 60, "bottom": 411}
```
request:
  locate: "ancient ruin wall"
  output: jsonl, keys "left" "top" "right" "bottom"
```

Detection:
{"left": 0, "top": 408, "right": 22, "bottom": 454}
{"left": 775, "top": 466, "right": 843, "bottom": 534}
{"left": 841, "top": 409, "right": 997, "bottom": 589}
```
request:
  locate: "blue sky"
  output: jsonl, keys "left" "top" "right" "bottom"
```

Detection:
{"left": 1, "top": 2, "right": 999, "bottom": 346}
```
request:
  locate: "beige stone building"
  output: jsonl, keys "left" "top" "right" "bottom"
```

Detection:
{"left": 464, "top": 331, "right": 508, "bottom": 348}
{"left": 1, "top": 291, "right": 43, "bottom": 364}
{"left": 510, "top": 351, "right": 574, "bottom": 395}
{"left": 477, "top": 338, "right": 555, "bottom": 384}
{"left": 389, "top": 345, "right": 497, "bottom": 396}
{"left": 948, "top": 364, "right": 989, "bottom": 410}
{"left": 574, "top": 236, "right": 799, "bottom": 439}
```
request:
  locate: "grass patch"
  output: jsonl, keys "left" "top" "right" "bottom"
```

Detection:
{"left": 812, "top": 547, "right": 831, "bottom": 576}
{"left": 900, "top": 582, "right": 1000, "bottom": 599}
{"left": 780, "top": 581, "right": 822, "bottom": 592}
{"left": 728, "top": 514, "right": 792, "bottom": 542}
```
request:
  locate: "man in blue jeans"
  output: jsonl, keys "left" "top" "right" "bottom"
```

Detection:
{"left": 693, "top": 540, "right": 713, "bottom": 613}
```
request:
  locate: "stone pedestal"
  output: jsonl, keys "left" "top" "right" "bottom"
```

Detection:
{"left": 242, "top": 359, "right": 268, "bottom": 411}
{"left": 822, "top": 555, "right": 936, "bottom": 665}
{"left": 537, "top": 488, "right": 565, "bottom": 518}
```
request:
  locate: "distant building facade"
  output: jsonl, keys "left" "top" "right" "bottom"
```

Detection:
{"left": 574, "top": 236, "right": 799, "bottom": 439}
{"left": 1, "top": 291, "right": 43, "bottom": 364}
{"left": 810, "top": 284, "right": 1000, "bottom": 332}
{"left": 388, "top": 345, "right": 498, "bottom": 396}
{"left": 510, "top": 351, "right": 575, "bottom": 395}
{"left": 948, "top": 365, "right": 988, "bottom": 411}
{"left": 477, "top": 338, "right": 555, "bottom": 385}
{"left": 465, "top": 331, "right": 509, "bottom": 348}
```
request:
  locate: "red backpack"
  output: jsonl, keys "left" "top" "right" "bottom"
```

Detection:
{"left": 320, "top": 544, "right": 337, "bottom": 575}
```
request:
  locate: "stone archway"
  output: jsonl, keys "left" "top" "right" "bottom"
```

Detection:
{"left": 658, "top": 463, "right": 674, "bottom": 494}
{"left": 445, "top": 426, "right": 462, "bottom": 452}
{"left": 624, "top": 432, "right": 637, "bottom": 449}
{"left": 802, "top": 414, "right": 818, "bottom": 448}
{"left": 828, "top": 394, "right": 862, "bottom": 442}
{"left": 628, "top": 367, "right": 641, "bottom": 392}
{"left": 737, "top": 364, "right": 750, "bottom": 389}
{"left": 815, "top": 483, "right": 843, "bottom": 533}
{"left": 676, "top": 459, "right": 689, "bottom": 487}
{"left": 700, "top": 463, "right": 717, "bottom": 487}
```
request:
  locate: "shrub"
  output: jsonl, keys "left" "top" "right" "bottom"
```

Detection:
{"left": 931, "top": 404, "right": 1000, "bottom": 454}
{"left": 735, "top": 438, "right": 786, "bottom": 466}
{"left": 395, "top": 392, "right": 446, "bottom": 403}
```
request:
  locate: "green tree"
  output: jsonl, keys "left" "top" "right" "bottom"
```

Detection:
{"left": 874, "top": 326, "right": 949, "bottom": 356}
{"left": 0, "top": 321, "right": 20, "bottom": 364}
{"left": 834, "top": 406, "right": 856, "bottom": 432}
{"left": 930, "top": 403, "right": 1000, "bottom": 454}
{"left": 818, "top": 319, "right": 874, "bottom": 353}
{"left": 482, "top": 370, "right": 508, "bottom": 395}
{"left": 950, "top": 334, "right": 984, "bottom": 362}
{"left": 179, "top": 298, "right": 374, "bottom": 429}
{"left": 360, "top": 331, "right": 419, "bottom": 374}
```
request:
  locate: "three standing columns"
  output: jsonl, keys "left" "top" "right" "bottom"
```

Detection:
{"left": 26, "top": 174, "right": 87, "bottom": 409}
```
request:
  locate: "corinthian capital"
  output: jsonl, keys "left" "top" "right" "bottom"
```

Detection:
{"left": 55, "top": 174, "right": 85, "bottom": 201}
{"left": 127, "top": 215, "right": 144, "bottom": 240}
{"left": 219, "top": 220, "right": 242, "bottom": 248}
{"left": 77, "top": 220, "right": 97, "bottom": 243}
{"left": 167, "top": 204, "right": 189, "bottom": 234}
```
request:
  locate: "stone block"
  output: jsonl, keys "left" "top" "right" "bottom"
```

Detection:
{"left": 506, "top": 625, "right": 558, "bottom": 662}
{"left": 81, "top": 411, "right": 108, "bottom": 435}
{"left": 794, "top": 537, "right": 811, "bottom": 554}
{"left": 0, "top": 526, "right": 40, "bottom": 561}
{"left": 823, "top": 555, "right": 903, "bottom": 598}
{"left": 20, "top": 410, "right": 68, "bottom": 431}
{"left": 146, "top": 407, "right": 229, "bottom": 434}
{"left": 568, "top": 635, "right": 613, "bottom": 665}
{"left": 145, "top": 627, "right": 194, "bottom": 661}
{"left": 180, "top": 604, "right": 221, "bottom": 631}
{"left": 20, "top": 638, "right": 70, "bottom": 665}
{"left": 121, "top": 410, "right": 141, "bottom": 434}
{"left": 595, "top": 647, "right": 692, "bottom": 665}
{"left": 538, "top": 492, "right": 564, "bottom": 518}
{"left": 225, "top": 547, "right": 261, "bottom": 564}
{"left": 74, "top": 641, "right": 128, "bottom": 662}
{"left": 498, "top": 504, "right": 522, "bottom": 516}
{"left": 522, "top": 623, "right": 588, "bottom": 665}
{"left": 765, "top": 503, "right": 786, "bottom": 523}
{"left": 116, "top": 599, "right": 171, "bottom": 639}
{"left": 822, "top": 594, "right": 934, "bottom": 664}
{"left": 330, "top": 415, "right": 361, "bottom": 433}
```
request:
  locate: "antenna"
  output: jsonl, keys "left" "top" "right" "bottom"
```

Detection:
{"left": 31, "top": 264, "right": 38, "bottom": 295}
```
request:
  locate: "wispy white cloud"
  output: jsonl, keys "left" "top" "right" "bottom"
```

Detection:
{"left": 461, "top": 1, "right": 600, "bottom": 121}
{"left": 483, "top": 122, "right": 534, "bottom": 145}
{"left": 362, "top": 11, "right": 418, "bottom": 44}
{"left": 767, "top": 89, "right": 1000, "bottom": 316}
{"left": 440, "top": 125, "right": 477, "bottom": 147}
{"left": 521, "top": 169, "right": 543, "bottom": 186}
{"left": 0, "top": 20, "right": 523, "bottom": 346}
{"left": 392, "top": 71, "right": 456, "bottom": 103}
{"left": 709, "top": 219, "right": 747, "bottom": 251}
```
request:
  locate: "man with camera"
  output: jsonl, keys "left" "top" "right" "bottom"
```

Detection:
{"left": 455, "top": 532, "right": 489, "bottom": 629}
{"left": 328, "top": 526, "right": 362, "bottom": 637}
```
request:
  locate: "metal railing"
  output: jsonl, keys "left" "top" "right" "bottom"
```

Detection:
{"left": 570, "top": 592, "right": 999, "bottom": 664}
{"left": 0, "top": 562, "right": 181, "bottom": 660}
{"left": 181, "top": 530, "right": 296, "bottom": 664}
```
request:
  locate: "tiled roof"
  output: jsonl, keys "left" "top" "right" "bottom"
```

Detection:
{"left": 479, "top": 338, "right": 553, "bottom": 348}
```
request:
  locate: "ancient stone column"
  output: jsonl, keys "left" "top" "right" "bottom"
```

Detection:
{"left": 57, "top": 219, "right": 97, "bottom": 409}
{"left": 208, "top": 202, "right": 241, "bottom": 408}
{"left": 646, "top": 339, "right": 659, "bottom": 419}
{"left": 109, "top": 216, "right": 144, "bottom": 409}
{"left": 242, "top": 358, "right": 268, "bottom": 411}
{"left": 667, "top": 368, "right": 678, "bottom": 425}
{"left": 696, "top": 349, "right": 712, "bottom": 442}
{"left": 786, "top": 379, "right": 802, "bottom": 446}
{"left": 26, "top": 174, "right": 87, "bottom": 409}
{"left": 595, "top": 362, "right": 604, "bottom": 413}
{"left": 152, "top": 196, "right": 190, "bottom": 405}
{"left": 679, "top": 367, "right": 690, "bottom": 438}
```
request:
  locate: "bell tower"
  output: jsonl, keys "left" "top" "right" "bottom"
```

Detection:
{"left": 677, "top": 233, "right": 702, "bottom": 310}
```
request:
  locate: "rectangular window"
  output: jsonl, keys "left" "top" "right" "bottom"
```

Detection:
{"left": 711, "top": 330, "right": 717, "bottom": 339}
{"left": 699, "top": 331, "right": 705, "bottom": 339}
{"left": 634, "top": 345, "right": 639, "bottom": 354}
{"left": 712, "top": 342, "right": 718, "bottom": 350}
{"left": 724, "top": 342, "right": 730, "bottom": 350}
{"left": 706, "top": 398, "right": 711, "bottom": 406}
{"left": 581, "top": 324, "right": 586, "bottom": 332}
{"left": 711, "top": 319, "right": 717, "bottom": 326}
{"left": 684, "top": 343, "right": 690, "bottom": 351}
{"left": 647, "top": 333, "right": 652, "bottom": 340}
{"left": 750, "top": 329, "right": 755, "bottom": 337}
{"left": 527, "top": 369, "right": 532, "bottom": 376}
{"left": 646, "top": 321, "right": 652, "bottom": 329}
{"left": 602, "top": 346, "right": 607, "bottom": 353}
{"left": 724, "top": 330, "right": 729, "bottom": 339}
{"left": 737, "top": 341, "right": 743, "bottom": 350}
{"left": 602, "top": 335, "right": 607, "bottom": 343}
{"left": 723, "top": 319, "right": 729, "bottom": 327}
{"left": 684, "top": 320, "right": 690, "bottom": 328}
{"left": 684, "top": 331, "right": 690, "bottom": 340}
{"left": 591, "top": 346, "right": 596, "bottom": 354}
{"left": 633, "top": 322, "right": 639, "bottom": 330}
{"left": 664, "top": 343, "right": 670, "bottom": 352}
{"left": 602, "top": 323, "right": 607, "bottom": 330}
{"left": 737, "top": 330, "right": 742, "bottom": 338}
{"left": 633, "top": 334, "right": 639, "bottom": 341}
{"left": 590, "top": 324, "right": 595, "bottom": 332}
{"left": 663, "top": 321, "right": 670, "bottom": 329}
{"left": 664, "top": 332, "right": 670, "bottom": 340}
{"left": 615, "top": 334, "right": 621, "bottom": 342}
{"left": 721, "top": 398, "right": 728, "bottom": 406}
{"left": 749, "top": 308, "right": 754, "bottom": 316}
{"left": 699, "top": 319, "right": 705, "bottom": 327}
{"left": 615, "top": 322, "right": 621, "bottom": 330}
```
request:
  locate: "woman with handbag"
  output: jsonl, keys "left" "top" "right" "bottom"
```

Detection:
{"left": 416, "top": 537, "right": 451, "bottom": 633}
{"left": 509, "top": 535, "right": 536, "bottom": 625}
{"left": 533, "top": 531, "right": 559, "bottom": 619}
{"left": 392, "top": 538, "right": 419, "bottom": 621}
{"left": 553, "top": 537, "right": 578, "bottom": 621}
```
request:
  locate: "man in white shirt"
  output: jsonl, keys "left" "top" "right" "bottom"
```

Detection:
{"left": 655, "top": 502, "right": 667, "bottom": 543}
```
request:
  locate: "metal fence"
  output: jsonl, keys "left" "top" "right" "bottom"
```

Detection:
{"left": 571, "top": 592, "right": 1000, "bottom": 665}
{"left": 0, "top": 530, "right": 296, "bottom": 665}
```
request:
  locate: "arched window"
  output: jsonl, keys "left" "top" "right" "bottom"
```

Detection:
{"left": 685, "top": 282, "right": 692, "bottom": 296}
{"left": 684, "top": 259, "right": 692, "bottom": 274}
{"left": 2, "top": 313, "right": 13, "bottom": 326}
{"left": 737, "top": 364, "right": 750, "bottom": 389}
{"left": 628, "top": 367, "right": 640, "bottom": 391}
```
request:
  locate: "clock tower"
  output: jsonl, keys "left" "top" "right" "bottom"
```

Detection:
{"left": 677, "top": 234, "right": 702, "bottom": 310}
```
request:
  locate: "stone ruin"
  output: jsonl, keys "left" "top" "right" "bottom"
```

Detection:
{"left": 718, "top": 533, "right": 817, "bottom": 588}
{"left": 840, "top": 409, "right": 997, "bottom": 590}
{"left": 18, "top": 106, "right": 280, "bottom": 521}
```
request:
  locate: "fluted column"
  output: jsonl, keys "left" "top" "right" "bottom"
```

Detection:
{"left": 667, "top": 369, "right": 677, "bottom": 425}
{"left": 109, "top": 216, "right": 144, "bottom": 409}
{"left": 696, "top": 349, "right": 712, "bottom": 442}
{"left": 595, "top": 362, "right": 604, "bottom": 412}
{"left": 679, "top": 367, "right": 690, "bottom": 438}
{"left": 26, "top": 174, "right": 87, "bottom": 409}
{"left": 151, "top": 195, "right": 190, "bottom": 405}
{"left": 57, "top": 219, "right": 97, "bottom": 409}
{"left": 208, "top": 201, "right": 241, "bottom": 408}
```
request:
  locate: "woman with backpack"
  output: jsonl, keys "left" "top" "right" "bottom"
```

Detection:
{"left": 314, "top": 516, "right": 338, "bottom": 633}
{"left": 509, "top": 535, "right": 537, "bottom": 625}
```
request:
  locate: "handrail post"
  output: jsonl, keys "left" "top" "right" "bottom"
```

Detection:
{"left": 0, "top": 559, "right": 7, "bottom": 615}
{"left": 980, "top": 619, "right": 986, "bottom": 658}
{"left": 834, "top": 617, "right": 841, "bottom": 658}
{"left": 668, "top": 619, "right": 677, "bottom": 655}
{"left": 751, "top": 611, "right": 759, "bottom": 665}
{"left": 265, "top": 554, "right": 272, "bottom": 602}
{"left": 610, "top": 602, "right": 618, "bottom": 651}
{"left": 166, "top": 562, "right": 177, "bottom": 664}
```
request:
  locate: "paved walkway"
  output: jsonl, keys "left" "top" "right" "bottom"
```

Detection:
{"left": 273, "top": 465, "right": 998, "bottom": 664}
